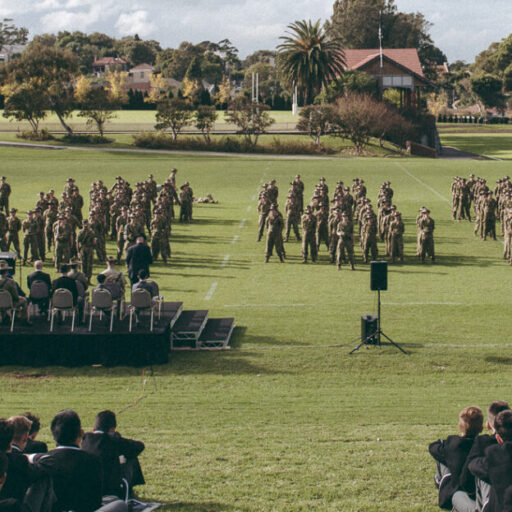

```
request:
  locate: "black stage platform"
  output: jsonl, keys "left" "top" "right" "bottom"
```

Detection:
{"left": 0, "top": 301, "right": 235, "bottom": 366}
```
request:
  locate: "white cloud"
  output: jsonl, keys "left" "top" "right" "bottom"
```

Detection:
{"left": 115, "top": 9, "right": 157, "bottom": 38}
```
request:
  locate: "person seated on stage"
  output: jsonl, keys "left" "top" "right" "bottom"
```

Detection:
{"left": 0, "top": 261, "right": 30, "bottom": 326}
{"left": 0, "top": 416, "right": 44, "bottom": 504}
{"left": 51, "top": 264, "right": 78, "bottom": 307}
{"left": 81, "top": 410, "right": 145, "bottom": 499}
{"left": 100, "top": 257, "right": 126, "bottom": 301}
{"left": 131, "top": 270, "right": 159, "bottom": 299}
{"left": 469, "top": 410, "right": 512, "bottom": 512}
{"left": 460, "top": 401, "right": 510, "bottom": 511}
{"left": 31, "top": 409, "right": 127, "bottom": 512}
{"left": 93, "top": 274, "right": 108, "bottom": 293}
{"left": 68, "top": 259, "right": 88, "bottom": 293}
{"left": 26, "top": 261, "right": 51, "bottom": 314}
{"left": 429, "top": 405, "right": 483, "bottom": 511}
{"left": 22, "top": 413, "right": 47, "bottom": 455}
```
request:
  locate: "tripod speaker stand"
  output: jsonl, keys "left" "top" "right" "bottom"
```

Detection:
{"left": 349, "top": 261, "right": 407, "bottom": 355}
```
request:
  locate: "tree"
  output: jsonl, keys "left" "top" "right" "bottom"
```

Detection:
{"left": 2, "top": 43, "right": 79, "bottom": 135}
{"left": 470, "top": 74, "right": 505, "bottom": 115}
{"left": 2, "top": 82, "right": 47, "bottom": 135}
{"left": 243, "top": 50, "right": 276, "bottom": 67}
{"left": 195, "top": 105, "right": 218, "bottom": 143}
{"left": 277, "top": 19, "right": 345, "bottom": 105}
{"left": 0, "top": 18, "right": 28, "bottom": 50}
{"left": 75, "top": 77, "right": 119, "bottom": 137}
{"left": 315, "top": 70, "right": 377, "bottom": 103}
{"left": 116, "top": 38, "right": 159, "bottom": 66}
{"left": 215, "top": 76, "right": 234, "bottom": 107}
{"left": 331, "top": 93, "right": 379, "bottom": 153}
{"left": 225, "top": 96, "right": 275, "bottom": 145}
{"left": 326, "top": 0, "right": 446, "bottom": 72}
{"left": 154, "top": 98, "right": 193, "bottom": 141}
{"left": 296, "top": 104, "right": 336, "bottom": 145}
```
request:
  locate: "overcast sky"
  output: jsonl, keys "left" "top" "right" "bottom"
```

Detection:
{"left": 1, "top": 0, "right": 511, "bottom": 63}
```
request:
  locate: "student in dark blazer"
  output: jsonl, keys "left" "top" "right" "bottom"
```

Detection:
{"left": 22, "top": 413, "right": 47, "bottom": 455}
{"left": 125, "top": 236, "right": 152, "bottom": 285}
{"left": 469, "top": 410, "right": 512, "bottom": 512}
{"left": 429, "top": 405, "right": 483, "bottom": 511}
{"left": 81, "top": 410, "right": 145, "bottom": 498}
{"left": 51, "top": 264, "right": 78, "bottom": 306}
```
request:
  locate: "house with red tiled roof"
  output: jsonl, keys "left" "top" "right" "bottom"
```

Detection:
{"left": 128, "top": 63, "right": 155, "bottom": 84}
{"left": 342, "top": 48, "right": 432, "bottom": 109}
{"left": 92, "top": 57, "right": 129, "bottom": 77}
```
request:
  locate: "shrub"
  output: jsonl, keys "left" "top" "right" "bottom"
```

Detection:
{"left": 61, "top": 134, "right": 113, "bottom": 144}
{"left": 16, "top": 128, "right": 54, "bottom": 141}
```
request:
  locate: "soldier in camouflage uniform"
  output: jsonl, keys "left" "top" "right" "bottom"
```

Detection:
{"left": 265, "top": 204, "right": 285, "bottom": 263}
{"left": 284, "top": 193, "right": 301, "bottom": 242}
{"left": 328, "top": 206, "right": 342, "bottom": 264}
{"left": 22, "top": 211, "right": 40, "bottom": 265}
{"left": 315, "top": 204, "right": 329, "bottom": 253}
{"left": 301, "top": 205, "right": 317, "bottom": 263}
{"left": 34, "top": 207, "right": 45, "bottom": 261}
{"left": 76, "top": 219, "right": 96, "bottom": 284}
{"left": 257, "top": 187, "right": 271, "bottom": 242}
{"left": 0, "top": 176, "right": 11, "bottom": 215}
{"left": 0, "top": 209, "right": 7, "bottom": 251}
{"left": 150, "top": 210, "right": 170, "bottom": 263}
{"left": 90, "top": 210, "right": 106, "bottom": 264}
{"left": 115, "top": 207, "right": 129, "bottom": 264}
{"left": 418, "top": 209, "right": 435, "bottom": 263}
{"left": 361, "top": 210, "right": 378, "bottom": 263}
{"left": 389, "top": 211, "right": 405, "bottom": 263}
{"left": 6, "top": 208, "right": 21, "bottom": 255}
{"left": 123, "top": 214, "right": 140, "bottom": 255}
{"left": 43, "top": 203, "right": 58, "bottom": 256}
{"left": 336, "top": 212, "right": 355, "bottom": 271}
{"left": 53, "top": 215, "right": 73, "bottom": 269}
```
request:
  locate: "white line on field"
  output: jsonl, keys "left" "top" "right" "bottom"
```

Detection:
{"left": 395, "top": 162, "right": 450, "bottom": 203}
{"left": 221, "top": 254, "right": 230, "bottom": 268}
{"left": 239, "top": 218, "right": 247, "bottom": 229}
{"left": 231, "top": 235, "right": 239, "bottom": 244}
{"left": 246, "top": 205, "right": 252, "bottom": 212}
{"left": 251, "top": 194, "right": 256, "bottom": 201}
{"left": 383, "top": 302, "right": 464, "bottom": 306}
{"left": 224, "top": 303, "right": 306, "bottom": 308}
{"left": 204, "top": 282, "right": 218, "bottom": 301}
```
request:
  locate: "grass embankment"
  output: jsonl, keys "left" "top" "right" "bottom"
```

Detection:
{"left": 440, "top": 132, "right": 512, "bottom": 160}
{"left": 0, "top": 148, "right": 511, "bottom": 511}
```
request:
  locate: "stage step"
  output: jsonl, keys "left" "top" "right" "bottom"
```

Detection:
{"left": 160, "top": 302, "right": 184, "bottom": 329}
{"left": 171, "top": 310, "right": 209, "bottom": 350}
{"left": 198, "top": 318, "right": 235, "bottom": 349}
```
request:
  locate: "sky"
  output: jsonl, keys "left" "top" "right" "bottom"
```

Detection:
{"left": 1, "top": 0, "right": 511, "bottom": 63}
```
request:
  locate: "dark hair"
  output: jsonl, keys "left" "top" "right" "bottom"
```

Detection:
{"left": 495, "top": 410, "right": 512, "bottom": 442}
{"left": 137, "top": 270, "right": 148, "bottom": 280}
{"left": 94, "top": 410, "right": 116, "bottom": 432}
{"left": 50, "top": 410, "right": 81, "bottom": 446}
{"left": 23, "top": 413, "right": 41, "bottom": 436}
{"left": 0, "top": 419, "right": 13, "bottom": 452}
{"left": 60, "top": 264, "right": 69, "bottom": 274}
{"left": 0, "top": 451, "right": 7, "bottom": 477}
{"left": 97, "top": 274, "right": 106, "bottom": 284}
{"left": 488, "top": 401, "right": 510, "bottom": 428}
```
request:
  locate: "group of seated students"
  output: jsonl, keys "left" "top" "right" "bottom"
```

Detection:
{"left": 0, "top": 257, "right": 161, "bottom": 326}
{"left": 429, "top": 400, "right": 512, "bottom": 512}
{"left": 0, "top": 409, "right": 145, "bottom": 512}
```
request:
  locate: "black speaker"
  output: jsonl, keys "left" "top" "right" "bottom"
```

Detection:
{"left": 370, "top": 261, "right": 387, "bottom": 291}
{"left": 361, "top": 315, "right": 378, "bottom": 344}
{"left": 0, "top": 252, "right": 17, "bottom": 275}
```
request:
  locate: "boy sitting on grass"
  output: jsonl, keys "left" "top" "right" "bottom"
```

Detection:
{"left": 429, "top": 405, "right": 483, "bottom": 511}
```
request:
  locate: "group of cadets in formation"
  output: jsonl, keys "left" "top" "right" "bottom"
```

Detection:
{"left": 451, "top": 174, "right": 512, "bottom": 264}
{"left": 258, "top": 175, "right": 436, "bottom": 268}
{"left": 0, "top": 169, "right": 195, "bottom": 285}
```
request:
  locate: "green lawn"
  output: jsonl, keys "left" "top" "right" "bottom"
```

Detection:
{"left": 441, "top": 132, "right": 512, "bottom": 159}
{"left": 0, "top": 110, "right": 300, "bottom": 134}
{"left": 0, "top": 148, "right": 511, "bottom": 511}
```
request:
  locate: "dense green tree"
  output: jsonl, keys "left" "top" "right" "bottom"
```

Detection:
{"left": 2, "top": 82, "right": 46, "bottom": 135}
{"left": 277, "top": 19, "right": 345, "bottom": 105}
{"left": 185, "top": 57, "right": 203, "bottom": 82}
{"left": 296, "top": 104, "right": 336, "bottom": 145}
{"left": 154, "top": 98, "right": 193, "bottom": 141}
{"left": 195, "top": 105, "right": 217, "bottom": 143}
{"left": 243, "top": 50, "right": 276, "bottom": 68}
{"left": 316, "top": 70, "right": 378, "bottom": 103}
{"left": 470, "top": 74, "right": 505, "bottom": 113}
{"left": 116, "top": 37, "right": 160, "bottom": 66}
{"left": 201, "top": 52, "right": 224, "bottom": 84}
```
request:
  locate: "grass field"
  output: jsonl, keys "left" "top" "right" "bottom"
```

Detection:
{"left": 441, "top": 132, "right": 512, "bottom": 160}
{"left": 0, "top": 146, "right": 511, "bottom": 511}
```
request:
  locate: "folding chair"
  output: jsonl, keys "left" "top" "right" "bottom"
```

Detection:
{"left": 0, "top": 290, "right": 16, "bottom": 332}
{"left": 88, "top": 288, "right": 116, "bottom": 332}
{"left": 75, "top": 280, "right": 89, "bottom": 322}
{"left": 129, "top": 288, "right": 156, "bottom": 332}
{"left": 28, "top": 280, "right": 50, "bottom": 320}
{"left": 50, "top": 288, "right": 76, "bottom": 332}
{"left": 104, "top": 281, "right": 124, "bottom": 319}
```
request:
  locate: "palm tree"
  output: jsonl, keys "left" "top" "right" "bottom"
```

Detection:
{"left": 277, "top": 19, "right": 345, "bottom": 105}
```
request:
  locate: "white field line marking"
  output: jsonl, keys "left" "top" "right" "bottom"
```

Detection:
{"left": 246, "top": 205, "right": 252, "bottom": 212}
{"left": 395, "top": 162, "right": 450, "bottom": 203}
{"left": 224, "top": 303, "right": 306, "bottom": 308}
{"left": 252, "top": 194, "right": 256, "bottom": 201}
{"left": 221, "top": 254, "right": 230, "bottom": 268}
{"left": 383, "top": 302, "right": 464, "bottom": 306}
{"left": 239, "top": 218, "right": 247, "bottom": 229}
{"left": 231, "top": 235, "right": 239, "bottom": 244}
{"left": 205, "top": 282, "right": 218, "bottom": 301}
